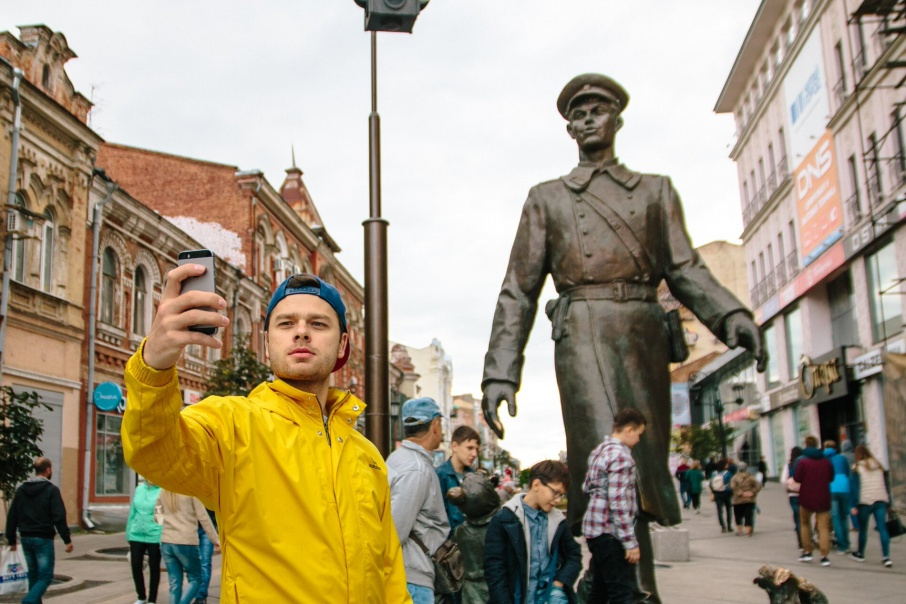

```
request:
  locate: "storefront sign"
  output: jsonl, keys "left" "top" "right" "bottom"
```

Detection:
{"left": 798, "top": 348, "right": 849, "bottom": 405}
{"left": 93, "top": 382, "right": 123, "bottom": 411}
{"left": 769, "top": 383, "right": 801, "bottom": 411}
{"left": 853, "top": 339, "right": 906, "bottom": 380}
{"left": 843, "top": 200, "right": 906, "bottom": 260}
{"left": 183, "top": 389, "right": 203, "bottom": 405}
{"left": 724, "top": 406, "right": 759, "bottom": 423}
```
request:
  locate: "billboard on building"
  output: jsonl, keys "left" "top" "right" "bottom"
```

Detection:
{"left": 784, "top": 28, "right": 844, "bottom": 267}
{"left": 671, "top": 383, "right": 691, "bottom": 426}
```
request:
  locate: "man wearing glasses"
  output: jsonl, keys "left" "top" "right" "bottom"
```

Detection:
{"left": 121, "top": 270, "right": 411, "bottom": 603}
{"left": 484, "top": 460, "right": 581, "bottom": 603}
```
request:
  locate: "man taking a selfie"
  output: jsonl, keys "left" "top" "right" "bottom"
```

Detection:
{"left": 121, "top": 266, "right": 411, "bottom": 603}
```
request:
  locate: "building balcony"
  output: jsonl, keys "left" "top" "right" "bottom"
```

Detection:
{"left": 742, "top": 158, "right": 791, "bottom": 229}
{"left": 765, "top": 270, "right": 776, "bottom": 297}
{"left": 776, "top": 261, "right": 788, "bottom": 287}
{"left": 845, "top": 192, "right": 862, "bottom": 224}
{"left": 832, "top": 78, "right": 848, "bottom": 114}
{"left": 867, "top": 174, "right": 883, "bottom": 208}
{"left": 787, "top": 250, "right": 799, "bottom": 279}
{"left": 887, "top": 155, "right": 905, "bottom": 192}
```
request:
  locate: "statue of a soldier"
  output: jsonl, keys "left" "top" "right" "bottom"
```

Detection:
{"left": 481, "top": 74, "right": 766, "bottom": 603}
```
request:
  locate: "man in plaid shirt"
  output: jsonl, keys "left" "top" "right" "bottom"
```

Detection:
{"left": 582, "top": 409, "right": 647, "bottom": 603}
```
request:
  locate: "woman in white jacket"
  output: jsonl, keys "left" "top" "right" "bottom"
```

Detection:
{"left": 848, "top": 445, "right": 892, "bottom": 567}
{"left": 159, "top": 490, "right": 220, "bottom": 604}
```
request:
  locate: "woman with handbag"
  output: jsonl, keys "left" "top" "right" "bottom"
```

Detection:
{"left": 780, "top": 447, "right": 803, "bottom": 550}
{"left": 849, "top": 445, "right": 892, "bottom": 567}
{"left": 126, "top": 477, "right": 163, "bottom": 604}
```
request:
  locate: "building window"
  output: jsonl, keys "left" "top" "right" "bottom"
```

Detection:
{"left": 828, "top": 271, "right": 859, "bottom": 348}
{"left": 11, "top": 193, "right": 27, "bottom": 283}
{"left": 867, "top": 132, "right": 883, "bottom": 206}
{"left": 764, "top": 324, "right": 780, "bottom": 386}
{"left": 100, "top": 248, "right": 117, "bottom": 325}
{"left": 95, "top": 412, "right": 129, "bottom": 496}
{"left": 41, "top": 211, "right": 54, "bottom": 292}
{"left": 892, "top": 109, "right": 905, "bottom": 187}
{"left": 42, "top": 64, "right": 51, "bottom": 89}
{"left": 132, "top": 267, "right": 148, "bottom": 336}
{"left": 784, "top": 306, "right": 803, "bottom": 381}
{"left": 866, "top": 241, "right": 903, "bottom": 342}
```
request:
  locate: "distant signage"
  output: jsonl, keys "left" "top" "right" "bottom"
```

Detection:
{"left": 672, "top": 383, "right": 691, "bottom": 426}
{"left": 183, "top": 389, "right": 203, "bottom": 405}
{"left": 94, "top": 382, "right": 123, "bottom": 411}
{"left": 724, "top": 407, "right": 758, "bottom": 423}
{"left": 853, "top": 339, "right": 906, "bottom": 380}
{"left": 769, "top": 383, "right": 801, "bottom": 411}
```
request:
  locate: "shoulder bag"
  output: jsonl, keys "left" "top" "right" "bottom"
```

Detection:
{"left": 409, "top": 533, "right": 464, "bottom": 594}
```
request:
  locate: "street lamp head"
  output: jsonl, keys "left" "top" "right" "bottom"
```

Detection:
{"left": 354, "top": 0, "right": 430, "bottom": 33}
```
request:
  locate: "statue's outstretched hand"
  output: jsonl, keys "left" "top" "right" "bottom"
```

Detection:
{"left": 482, "top": 381, "right": 517, "bottom": 439}
{"left": 724, "top": 311, "right": 767, "bottom": 373}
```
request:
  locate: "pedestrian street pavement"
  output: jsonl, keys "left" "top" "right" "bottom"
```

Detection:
{"left": 2, "top": 481, "right": 902, "bottom": 602}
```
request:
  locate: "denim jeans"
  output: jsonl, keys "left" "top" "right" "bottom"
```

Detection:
{"left": 20, "top": 536, "right": 55, "bottom": 604}
{"left": 197, "top": 525, "right": 215, "bottom": 598}
{"left": 407, "top": 582, "right": 434, "bottom": 604}
{"left": 856, "top": 501, "right": 890, "bottom": 558}
{"left": 161, "top": 542, "right": 202, "bottom": 604}
{"left": 587, "top": 534, "right": 633, "bottom": 604}
{"left": 789, "top": 496, "right": 802, "bottom": 547}
{"left": 831, "top": 492, "right": 851, "bottom": 551}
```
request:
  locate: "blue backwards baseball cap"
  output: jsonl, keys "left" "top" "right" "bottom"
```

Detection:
{"left": 265, "top": 274, "right": 350, "bottom": 372}
{"left": 402, "top": 397, "right": 443, "bottom": 426}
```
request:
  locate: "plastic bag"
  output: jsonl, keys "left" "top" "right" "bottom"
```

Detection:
{"left": 0, "top": 546, "right": 28, "bottom": 595}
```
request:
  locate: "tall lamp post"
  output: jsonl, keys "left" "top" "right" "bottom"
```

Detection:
{"left": 353, "top": 0, "right": 430, "bottom": 457}
{"left": 690, "top": 372, "right": 730, "bottom": 461}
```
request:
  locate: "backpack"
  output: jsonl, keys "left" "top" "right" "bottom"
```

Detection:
{"left": 710, "top": 473, "right": 727, "bottom": 493}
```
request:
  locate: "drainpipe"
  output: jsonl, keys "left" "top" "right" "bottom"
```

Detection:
{"left": 82, "top": 171, "right": 116, "bottom": 529}
{"left": 0, "top": 68, "right": 24, "bottom": 382}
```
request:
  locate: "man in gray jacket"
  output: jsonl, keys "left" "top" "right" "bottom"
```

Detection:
{"left": 387, "top": 397, "right": 451, "bottom": 604}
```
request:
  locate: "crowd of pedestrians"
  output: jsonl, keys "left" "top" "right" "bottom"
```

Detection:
{"left": 777, "top": 436, "right": 895, "bottom": 569}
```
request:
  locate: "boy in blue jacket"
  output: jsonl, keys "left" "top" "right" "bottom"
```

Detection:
{"left": 484, "top": 460, "right": 581, "bottom": 604}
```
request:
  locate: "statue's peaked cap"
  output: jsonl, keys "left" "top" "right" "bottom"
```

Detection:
{"left": 557, "top": 73, "right": 630, "bottom": 119}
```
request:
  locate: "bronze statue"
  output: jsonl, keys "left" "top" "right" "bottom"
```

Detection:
{"left": 446, "top": 471, "right": 502, "bottom": 604}
{"left": 481, "top": 73, "right": 766, "bottom": 603}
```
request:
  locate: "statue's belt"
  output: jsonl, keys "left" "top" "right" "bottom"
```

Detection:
{"left": 545, "top": 281, "right": 657, "bottom": 341}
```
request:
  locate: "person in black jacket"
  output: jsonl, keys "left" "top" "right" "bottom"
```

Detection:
{"left": 5, "top": 457, "right": 73, "bottom": 604}
{"left": 484, "top": 460, "right": 581, "bottom": 604}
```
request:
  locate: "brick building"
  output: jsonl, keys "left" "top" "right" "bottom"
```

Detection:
{"left": 95, "top": 144, "right": 366, "bottom": 396}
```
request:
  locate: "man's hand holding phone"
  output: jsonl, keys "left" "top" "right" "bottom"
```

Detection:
{"left": 142, "top": 254, "right": 229, "bottom": 371}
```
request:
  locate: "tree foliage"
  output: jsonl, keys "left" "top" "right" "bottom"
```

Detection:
{"left": 0, "top": 387, "right": 51, "bottom": 503}
{"left": 204, "top": 336, "right": 272, "bottom": 398}
{"left": 672, "top": 420, "right": 736, "bottom": 463}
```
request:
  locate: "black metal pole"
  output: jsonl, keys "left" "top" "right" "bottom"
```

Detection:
{"left": 364, "top": 31, "right": 390, "bottom": 457}
{"left": 715, "top": 398, "right": 728, "bottom": 460}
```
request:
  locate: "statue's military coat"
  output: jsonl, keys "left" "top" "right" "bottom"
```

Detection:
{"left": 483, "top": 160, "right": 747, "bottom": 532}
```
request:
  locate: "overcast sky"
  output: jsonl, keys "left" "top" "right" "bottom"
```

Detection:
{"left": 3, "top": 0, "right": 761, "bottom": 466}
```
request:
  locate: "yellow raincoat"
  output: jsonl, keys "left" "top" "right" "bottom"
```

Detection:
{"left": 122, "top": 343, "right": 411, "bottom": 603}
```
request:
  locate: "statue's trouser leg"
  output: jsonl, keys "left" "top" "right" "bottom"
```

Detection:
{"left": 634, "top": 516, "right": 661, "bottom": 604}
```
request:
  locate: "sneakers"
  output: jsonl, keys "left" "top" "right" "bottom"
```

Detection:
{"left": 883, "top": 558, "right": 892, "bottom": 568}
{"left": 850, "top": 552, "right": 865, "bottom": 562}
{"left": 820, "top": 557, "right": 831, "bottom": 567}
{"left": 799, "top": 551, "right": 814, "bottom": 562}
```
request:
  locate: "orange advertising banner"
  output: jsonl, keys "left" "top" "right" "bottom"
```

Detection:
{"left": 796, "top": 130, "right": 844, "bottom": 266}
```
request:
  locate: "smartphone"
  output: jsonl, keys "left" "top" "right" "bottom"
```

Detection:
{"left": 177, "top": 249, "right": 217, "bottom": 335}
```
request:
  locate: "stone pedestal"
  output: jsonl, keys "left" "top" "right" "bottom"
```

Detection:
{"left": 651, "top": 526, "right": 690, "bottom": 562}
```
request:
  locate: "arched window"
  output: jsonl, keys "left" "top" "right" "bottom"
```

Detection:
{"left": 11, "top": 193, "right": 27, "bottom": 283}
{"left": 132, "top": 267, "right": 148, "bottom": 336}
{"left": 100, "top": 248, "right": 117, "bottom": 325}
{"left": 41, "top": 210, "right": 54, "bottom": 292}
